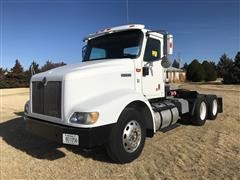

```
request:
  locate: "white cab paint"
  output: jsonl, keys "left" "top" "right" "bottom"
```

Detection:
{"left": 27, "top": 24, "right": 173, "bottom": 131}
{"left": 142, "top": 33, "right": 165, "bottom": 98}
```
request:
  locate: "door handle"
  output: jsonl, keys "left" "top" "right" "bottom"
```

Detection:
{"left": 143, "top": 67, "right": 149, "bottom": 76}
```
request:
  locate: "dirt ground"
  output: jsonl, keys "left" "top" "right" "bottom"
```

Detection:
{"left": 0, "top": 84, "right": 239, "bottom": 180}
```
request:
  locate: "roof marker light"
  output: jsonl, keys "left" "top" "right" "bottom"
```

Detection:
{"left": 105, "top": 28, "right": 111, "bottom": 31}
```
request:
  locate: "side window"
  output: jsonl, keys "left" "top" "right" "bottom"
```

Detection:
{"left": 144, "top": 38, "right": 160, "bottom": 61}
{"left": 90, "top": 48, "right": 106, "bottom": 60}
{"left": 124, "top": 46, "right": 139, "bottom": 57}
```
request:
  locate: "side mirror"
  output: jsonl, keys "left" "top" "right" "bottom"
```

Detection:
{"left": 161, "top": 56, "right": 171, "bottom": 68}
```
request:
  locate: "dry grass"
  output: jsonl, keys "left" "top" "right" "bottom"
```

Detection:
{"left": 0, "top": 84, "right": 240, "bottom": 179}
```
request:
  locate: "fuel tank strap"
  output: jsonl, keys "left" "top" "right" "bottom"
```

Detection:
{"left": 152, "top": 104, "right": 175, "bottom": 112}
{"left": 162, "top": 102, "right": 174, "bottom": 126}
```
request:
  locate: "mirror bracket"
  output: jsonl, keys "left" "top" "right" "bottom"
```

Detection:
{"left": 142, "top": 67, "right": 149, "bottom": 76}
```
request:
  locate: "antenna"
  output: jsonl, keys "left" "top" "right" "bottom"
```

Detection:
{"left": 126, "top": 0, "right": 129, "bottom": 24}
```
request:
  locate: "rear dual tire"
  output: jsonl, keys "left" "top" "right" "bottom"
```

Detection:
{"left": 206, "top": 95, "right": 218, "bottom": 120}
{"left": 191, "top": 97, "right": 207, "bottom": 126}
{"left": 192, "top": 95, "right": 219, "bottom": 126}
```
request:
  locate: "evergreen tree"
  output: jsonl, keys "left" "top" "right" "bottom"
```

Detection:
{"left": 217, "top": 54, "right": 234, "bottom": 84}
{"left": 41, "top": 60, "right": 54, "bottom": 72}
{"left": 0, "top": 60, "right": 67, "bottom": 89}
{"left": 202, "top": 61, "right": 217, "bottom": 81}
{"left": 231, "top": 52, "right": 240, "bottom": 84}
{"left": 11, "top": 59, "right": 23, "bottom": 74}
{"left": 1, "top": 60, "right": 27, "bottom": 88}
{"left": 9, "top": 59, "right": 25, "bottom": 79}
{"left": 217, "top": 54, "right": 233, "bottom": 78}
{"left": 209, "top": 61, "right": 217, "bottom": 72}
{"left": 187, "top": 59, "right": 205, "bottom": 82}
{"left": 182, "top": 63, "right": 188, "bottom": 71}
{"left": 172, "top": 59, "right": 179, "bottom": 68}
{"left": 41, "top": 60, "right": 66, "bottom": 72}
{"left": 234, "top": 52, "right": 240, "bottom": 67}
{"left": 0, "top": 68, "right": 5, "bottom": 80}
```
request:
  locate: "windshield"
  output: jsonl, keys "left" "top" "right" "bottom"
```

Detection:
{"left": 83, "top": 30, "right": 143, "bottom": 61}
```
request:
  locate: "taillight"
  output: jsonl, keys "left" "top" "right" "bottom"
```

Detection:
{"left": 169, "top": 90, "right": 177, "bottom": 96}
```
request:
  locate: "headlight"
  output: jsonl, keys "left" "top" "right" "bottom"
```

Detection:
{"left": 70, "top": 112, "right": 99, "bottom": 125}
{"left": 24, "top": 101, "right": 30, "bottom": 114}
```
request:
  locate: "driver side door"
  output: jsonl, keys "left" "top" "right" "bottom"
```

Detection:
{"left": 142, "top": 35, "right": 165, "bottom": 99}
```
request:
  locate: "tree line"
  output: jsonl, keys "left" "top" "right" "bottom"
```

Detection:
{"left": 0, "top": 52, "right": 239, "bottom": 89}
{"left": 0, "top": 60, "right": 66, "bottom": 88}
{"left": 172, "top": 52, "right": 240, "bottom": 84}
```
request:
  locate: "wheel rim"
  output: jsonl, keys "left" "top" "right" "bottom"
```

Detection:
{"left": 122, "top": 120, "right": 142, "bottom": 153}
{"left": 200, "top": 101, "right": 207, "bottom": 120}
{"left": 212, "top": 99, "right": 218, "bottom": 116}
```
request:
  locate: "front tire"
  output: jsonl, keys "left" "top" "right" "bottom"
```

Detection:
{"left": 191, "top": 97, "right": 207, "bottom": 126}
{"left": 106, "top": 108, "right": 146, "bottom": 163}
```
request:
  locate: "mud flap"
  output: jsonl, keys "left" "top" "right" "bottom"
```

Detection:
{"left": 217, "top": 97, "right": 223, "bottom": 113}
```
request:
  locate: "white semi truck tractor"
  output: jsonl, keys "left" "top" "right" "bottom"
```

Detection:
{"left": 24, "top": 24, "right": 223, "bottom": 163}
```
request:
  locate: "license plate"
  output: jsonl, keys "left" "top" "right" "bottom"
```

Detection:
{"left": 62, "top": 133, "right": 79, "bottom": 145}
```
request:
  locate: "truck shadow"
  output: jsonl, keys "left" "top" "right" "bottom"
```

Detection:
{"left": 0, "top": 112, "right": 191, "bottom": 163}
{"left": 0, "top": 112, "right": 113, "bottom": 163}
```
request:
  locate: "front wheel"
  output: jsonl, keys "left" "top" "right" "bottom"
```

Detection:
{"left": 106, "top": 108, "right": 146, "bottom": 163}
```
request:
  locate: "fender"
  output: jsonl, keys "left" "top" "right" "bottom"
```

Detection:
{"left": 69, "top": 89, "right": 155, "bottom": 129}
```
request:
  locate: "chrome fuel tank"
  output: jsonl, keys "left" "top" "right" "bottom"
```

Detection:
{"left": 152, "top": 102, "right": 179, "bottom": 130}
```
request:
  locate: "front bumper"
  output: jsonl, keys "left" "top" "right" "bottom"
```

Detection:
{"left": 25, "top": 116, "right": 114, "bottom": 148}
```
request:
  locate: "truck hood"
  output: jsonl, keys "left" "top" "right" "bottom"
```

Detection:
{"left": 31, "top": 58, "right": 134, "bottom": 81}
{"left": 30, "top": 58, "right": 135, "bottom": 124}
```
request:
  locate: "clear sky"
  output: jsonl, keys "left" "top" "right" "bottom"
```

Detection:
{"left": 1, "top": 0, "right": 239, "bottom": 70}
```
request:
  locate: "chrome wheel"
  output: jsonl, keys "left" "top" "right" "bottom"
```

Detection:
{"left": 212, "top": 99, "right": 218, "bottom": 116}
{"left": 122, "top": 120, "right": 142, "bottom": 153}
{"left": 200, "top": 101, "right": 207, "bottom": 120}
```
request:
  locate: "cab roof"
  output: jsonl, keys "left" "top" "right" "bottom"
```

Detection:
{"left": 84, "top": 24, "right": 145, "bottom": 42}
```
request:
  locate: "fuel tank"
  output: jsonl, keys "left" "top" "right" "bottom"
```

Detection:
{"left": 152, "top": 101, "right": 179, "bottom": 130}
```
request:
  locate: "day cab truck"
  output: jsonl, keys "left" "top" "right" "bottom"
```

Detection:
{"left": 24, "top": 24, "right": 223, "bottom": 163}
